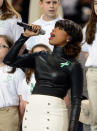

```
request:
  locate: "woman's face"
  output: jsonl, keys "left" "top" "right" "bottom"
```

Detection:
{"left": 49, "top": 27, "right": 70, "bottom": 47}
{"left": 0, "top": 37, "right": 9, "bottom": 63}
{"left": 0, "top": 0, "right": 3, "bottom": 8}
{"left": 94, "top": 0, "right": 97, "bottom": 15}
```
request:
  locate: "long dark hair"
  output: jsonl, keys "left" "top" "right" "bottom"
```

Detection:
{"left": 1, "top": 0, "right": 20, "bottom": 20}
{"left": 25, "top": 44, "right": 51, "bottom": 84}
{"left": 86, "top": 0, "right": 97, "bottom": 45}
{"left": 55, "top": 19, "right": 83, "bottom": 58}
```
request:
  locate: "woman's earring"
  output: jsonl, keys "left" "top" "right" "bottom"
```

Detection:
{"left": 67, "top": 39, "right": 70, "bottom": 42}
{"left": 67, "top": 37, "right": 71, "bottom": 43}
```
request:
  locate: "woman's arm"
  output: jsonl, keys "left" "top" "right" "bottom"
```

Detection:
{"left": 3, "top": 25, "right": 41, "bottom": 68}
{"left": 3, "top": 34, "right": 36, "bottom": 68}
{"left": 68, "top": 62, "right": 83, "bottom": 131}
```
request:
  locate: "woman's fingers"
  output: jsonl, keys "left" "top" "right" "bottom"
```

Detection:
{"left": 24, "top": 24, "right": 41, "bottom": 37}
{"left": 31, "top": 24, "right": 41, "bottom": 34}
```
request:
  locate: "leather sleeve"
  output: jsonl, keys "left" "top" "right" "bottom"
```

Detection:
{"left": 22, "top": 48, "right": 29, "bottom": 54}
{"left": 3, "top": 34, "right": 36, "bottom": 68}
{"left": 68, "top": 62, "right": 83, "bottom": 131}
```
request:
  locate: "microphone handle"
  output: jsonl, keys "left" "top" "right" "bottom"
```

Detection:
{"left": 17, "top": 22, "right": 45, "bottom": 35}
{"left": 17, "top": 22, "right": 37, "bottom": 32}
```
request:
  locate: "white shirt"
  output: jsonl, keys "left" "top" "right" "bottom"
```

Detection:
{"left": 82, "top": 26, "right": 97, "bottom": 67}
{"left": 0, "top": 66, "right": 25, "bottom": 108}
{"left": 25, "top": 15, "right": 62, "bottom": 51}
{"left": 21, "top": 74, "right": 36, "bottom": 101}
{"left": 82, "top": 26, "right": 90, "bottom": 52}
{"left": 0, "top": 16, "right": 24, "bottom": 42}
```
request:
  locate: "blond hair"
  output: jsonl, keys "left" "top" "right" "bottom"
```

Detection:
{"left": 1, "top": 0, "right": 20, "bottom": 20}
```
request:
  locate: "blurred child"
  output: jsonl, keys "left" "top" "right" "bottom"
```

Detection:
{"left": 0, "top": 0, "right": 23, "bottom": 42}
{"left": 25, "top": 0, "right": 62, "bottom": 51}
{"left": 82, "top": 0, "right": 97, "bottom": 130}
{"left": 0, "top": 35, "right": 25, "bottom": 131}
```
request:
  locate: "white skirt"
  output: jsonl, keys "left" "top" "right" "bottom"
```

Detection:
{"left": 23, "top": 95, "right": 69, "bottom": 131}
{"left": 79, "top": 100, "right": 91, "bottom": 125}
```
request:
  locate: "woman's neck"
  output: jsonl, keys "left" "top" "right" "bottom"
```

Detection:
{"left": 52, "top": 46, "right": 65, "bottom": 58}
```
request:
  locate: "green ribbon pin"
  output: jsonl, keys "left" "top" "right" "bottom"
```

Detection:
{"left": 60, "top": 61, "right": 70, "bottom": 67}
{"left": 30, "top": 83, "right": 34, "bottom": 94}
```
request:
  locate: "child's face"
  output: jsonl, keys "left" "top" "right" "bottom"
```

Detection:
{"left": 0, "top": 37, "right": 9, "bottom": 63}
{"left": 40, "top": 0, "right": 60, "bottom": 20}
{"left": 94, "top": 0, "right": 97, "bottom": 15}
{"left": 49, "top": 27, "right": 70, "bottom": 47}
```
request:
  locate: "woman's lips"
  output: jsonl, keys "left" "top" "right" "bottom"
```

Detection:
{"left": 49, "top": 33, "right": 55, "bottom": 40}
{"left": 49, "top": 37, "right": 53, "bottom": 40}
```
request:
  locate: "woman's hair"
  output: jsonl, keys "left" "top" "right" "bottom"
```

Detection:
{"left": 25, "top": 44, "right": 51, "bottom": 84}
{"left": 0, "top": 35, "right": 16, "bottom": 73}
{"left": 86, "top": 0, "right": 97, "bottom": 45}
{"left": 1, "top": 0, "right": 20, "bottom": 20}
{"left": 55, "top": 19, "right": 83, "bottom": 58}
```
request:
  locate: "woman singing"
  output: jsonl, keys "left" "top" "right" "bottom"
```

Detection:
{"left": 4, "top": 19, "right": 83, "bottom": 131}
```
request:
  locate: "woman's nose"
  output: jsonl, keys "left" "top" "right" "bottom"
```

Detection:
{"left": 52, "top": 29, "right": 55, "bottom": 32}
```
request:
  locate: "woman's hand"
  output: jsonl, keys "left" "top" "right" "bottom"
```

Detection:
{"left": 24, "top": 24, "right": 41, "bottom": 37}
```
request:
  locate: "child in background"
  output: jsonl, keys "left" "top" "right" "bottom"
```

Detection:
{"left": 0, "top": 0, "right": 23, "bottom": 42}
{"left": 25, "top": 0, "right": 62, "bottom": 51}
{"left": 0, "top": 35, "right": 26, "bottom": 131}
{"left": 82, "top": 0, "right": 97, "bottom": 130}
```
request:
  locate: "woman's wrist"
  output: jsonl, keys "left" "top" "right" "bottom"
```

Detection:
{"left": 23, "top": 32, "right": 30, "bottom": 38}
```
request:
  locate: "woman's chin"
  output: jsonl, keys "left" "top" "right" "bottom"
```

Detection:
{"left": 49, "top": 40, "right": 55, "bottom": 45}
{"left": 49, "top": 42, "right": 54, "bottom": 46}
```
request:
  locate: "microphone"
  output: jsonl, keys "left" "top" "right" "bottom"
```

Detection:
{"left": 17, "top": 22, "right": 45, "bottom": 35}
